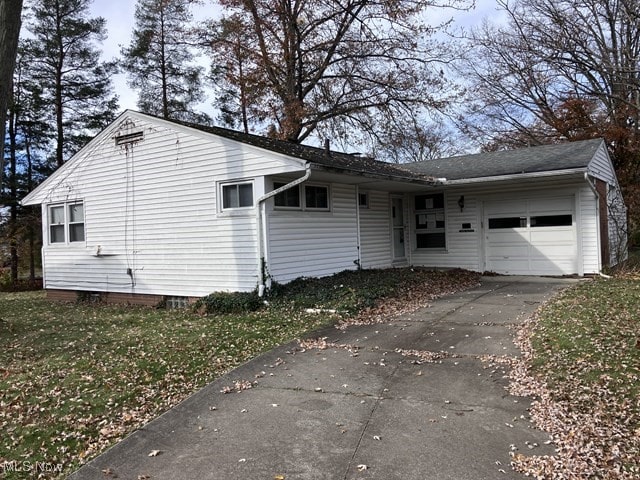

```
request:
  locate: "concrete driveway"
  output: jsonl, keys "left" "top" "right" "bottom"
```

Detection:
{"left": 70, "top": 276, "right": 577, "bottom": 480}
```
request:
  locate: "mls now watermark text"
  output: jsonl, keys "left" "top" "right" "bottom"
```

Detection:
{"left": 1, "top": 460, "right": 63, "bottom": 474}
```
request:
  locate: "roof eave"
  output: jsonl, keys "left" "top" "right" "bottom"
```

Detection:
{"left": 443, "top": 168, "right": 588, "bottom": 185}
{"left": 310, "top": 163, "right": 441, "bottom": 186}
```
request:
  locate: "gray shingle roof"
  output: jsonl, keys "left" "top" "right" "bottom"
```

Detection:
{"left": 403, "top": 139, "right": 603, "bottom": 181}
{"left": 165, "top": 114, "right": 602, "bottom": 183}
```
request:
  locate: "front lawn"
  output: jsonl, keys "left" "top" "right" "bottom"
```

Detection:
{"left": 0, "top": 268, "right": 479, "bottom": 478}
{"left": 513, "top": 275, "right": 640, "bottom": 479}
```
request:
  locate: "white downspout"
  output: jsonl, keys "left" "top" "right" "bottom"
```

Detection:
{"left": 355, "top": 185, "right": 362, "bottom": 269}
{"left": 256, "top": 164, "right": 312, "bottom": 296}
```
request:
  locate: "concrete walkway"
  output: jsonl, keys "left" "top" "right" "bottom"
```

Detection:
{"left": 70, "top": 276, "right": 577, "bottom": 480}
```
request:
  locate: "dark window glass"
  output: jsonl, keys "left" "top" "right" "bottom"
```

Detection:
{"left": 488, "top": 217, "right": 527, "bottom": 229}
{"left": 238, "top": 184, "right": 253, "bottom": 207}
{"left": 531, "top": 214, "right": 572, "bottom": 227}
{"left": 274, "top": 182, "right": 301, "bottom": 208}
{"left": 305, "top": 185, "right": 329, "bottom": 209}
{"left": 358, "top": 192, "right": 369, "bottom": 208}
{"left": 415, "top": 193, "right": 444, "bottom": 210}
{"left": 222, "top": 183, "right": 253, "bottom": 209}
{"left": 416, "top": 232, "right": 446, "bottom": 249}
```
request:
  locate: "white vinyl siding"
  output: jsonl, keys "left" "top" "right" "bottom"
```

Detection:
{"left": 587, "top": 142, "right": 628, "bottom": 266}
{"left": 359, "top": 191, "right": 392, "bottom": 268}
{"left": 266, "top": 183, "right": 358, "bottom": 283}
{"left": 30, "top": 113, "right": 308, "bottom": 296}
{"left": 410, "top": 192, "right": 481, "bottom": 271}
{"left": 578, "top": 184, "right": 600, "bottom": 274}
{"left": 409, "top": 182, "right": 604, "bottom": 276}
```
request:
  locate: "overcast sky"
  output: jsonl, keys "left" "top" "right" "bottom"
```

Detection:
{"left": 89, "top": 0, "right": 504, "bottom": 115}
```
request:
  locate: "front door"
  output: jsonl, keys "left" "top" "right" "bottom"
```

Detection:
{"left": 391, "top": 197, "right": 406, "bottom": 261}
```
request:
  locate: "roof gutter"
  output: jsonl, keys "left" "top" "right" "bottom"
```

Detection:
{"left": 442, "top": 168, "right": 586, "bottom": 185}
{"left": 310, "top": 163, "right": 442, "bottom": 186}
{"left": 255, "top": 163, "right": 312, "bottom": 296}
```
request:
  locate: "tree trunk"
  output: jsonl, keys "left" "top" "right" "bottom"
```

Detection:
{"left": 26, "top": 131, "right": 35, "bottom": 282}
{"left": 8, "top": 94, "right": 18, "bottom": 284}
{"left": 0, "top": 0, "right": 24, "bottom": 189}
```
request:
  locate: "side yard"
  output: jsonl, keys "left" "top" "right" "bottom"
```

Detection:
{"left": 0, "top": 268, "right": 479, "bottom": 479}
{"left": 512, "top": 274, "right": 640, "bottom": 479}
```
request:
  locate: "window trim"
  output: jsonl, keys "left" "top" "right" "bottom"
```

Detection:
{"left": 47, "top": 201, "right": 85, "bottom": 245}
{"left": 304, "top": 184, "right": 330, "bottom": 211}
{"left": 220, "top": 180, "right": 255, "bottom": 211}
{"left": 414, "top": 192, "right": 446, "bottom": 250}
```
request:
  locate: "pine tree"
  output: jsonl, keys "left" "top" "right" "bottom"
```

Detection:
{"left": 1, "top": 45, "right": 52, "bottom": 285}
{"left": 26, "top": 0, "right": 118, "bottom": 167}
{"left": 121, "top": 0, "right": 208, "bottom": 123}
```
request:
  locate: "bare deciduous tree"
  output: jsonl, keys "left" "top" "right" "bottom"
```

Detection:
{"left": 203, "top": 0, "right": 469, "bottom": 159}
{"left": 457, "top": 0, "right": 640, "bottom": 229}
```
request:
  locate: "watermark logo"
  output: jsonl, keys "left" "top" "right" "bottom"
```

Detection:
{"left": 1, "top": 460, "right": 63, "bottom": 474}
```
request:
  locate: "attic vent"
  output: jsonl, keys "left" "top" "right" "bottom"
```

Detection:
{"left": 115, "top": 131, "right": 144, "bottom": 145}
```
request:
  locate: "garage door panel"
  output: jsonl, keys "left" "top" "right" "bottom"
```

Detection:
{"left": 488, "top": 258, "right": 532, "bottom": 275}
{"left": 532, "top": 245, "right": 576, "bottom": 258}
{"left": 528, "top": 196, "right": 573, "bottom": 213}
{"left": 529, "top": 258, "right": 576, "bottom": 275}
{"left": 530, "top": 228, "right": 574, "bottom": 243}
{"left": 485, "top": 200, "right": 527, "bottom": 216}
{"left": 487, "top": 244, "right": 530, "bottom": 257}
{"left": 484, "top": 196, "right": 577, "bottom": 275}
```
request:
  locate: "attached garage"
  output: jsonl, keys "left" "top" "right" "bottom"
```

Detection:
{"left": 405, "top": 139, "right": 628, "bottom": 277}
{"left": 484, "top": 196, "right": 577, "bottom": 275}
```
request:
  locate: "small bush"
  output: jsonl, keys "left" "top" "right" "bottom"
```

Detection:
{"left": 195, "top": 291, "right": 263, "bottom": 314}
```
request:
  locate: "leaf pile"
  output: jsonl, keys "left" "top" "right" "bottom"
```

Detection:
{"left": 509, "top": 276, "right": 640, "bottom": 479}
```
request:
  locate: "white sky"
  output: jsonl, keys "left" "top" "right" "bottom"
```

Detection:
{"left": 89, "top": 0, "right": 504, "bottom": 115}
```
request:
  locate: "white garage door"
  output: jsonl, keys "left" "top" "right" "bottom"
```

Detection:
{"left": 484, "top": 196, "right": 577, "bottom": 275}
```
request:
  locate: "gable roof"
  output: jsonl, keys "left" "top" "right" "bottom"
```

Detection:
{"left": 160, "top": 114, "right": 437, "bottom": 184}
{"left": 403, "top": 138, "right": 604, "bottom": 181}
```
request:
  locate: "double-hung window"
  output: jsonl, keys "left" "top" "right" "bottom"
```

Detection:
{"left": 415, "top": 193, "right": 446, "bottom": 249}
{"left": 221, "top": 182, "right": 254, "bottom": 210}
{"left": 48, "top": 202, "right": 85, "bottom": 244}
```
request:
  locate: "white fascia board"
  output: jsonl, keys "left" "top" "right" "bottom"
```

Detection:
{"left": 443, "top": 168, "right": 587, "bottom": 185}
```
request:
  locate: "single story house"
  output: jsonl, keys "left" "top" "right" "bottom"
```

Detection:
{"left": 22, "top": 110, "right": 627, "bottom": 304}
